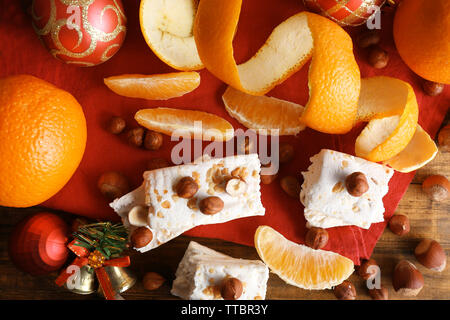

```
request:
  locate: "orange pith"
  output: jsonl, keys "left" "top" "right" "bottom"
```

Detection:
{"left": 104, "top": 72, "right": 200, "bottom": 100}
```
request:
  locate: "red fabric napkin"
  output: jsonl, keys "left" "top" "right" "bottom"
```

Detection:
{"left": 1, "top": 0, "right": 448, "bottom": 265}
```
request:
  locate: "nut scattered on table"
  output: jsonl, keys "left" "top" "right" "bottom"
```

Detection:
{"left": 367, "top": 45, "right": 389, "bottom": 69}
{"left": 97, "top": 171, "right": 130, "bottom": 200}
{"left": 422, "top": 79, "right": 444, "bottom": 97}
{"left": 175, "top": 177, "right": 199, "bottom": 199}
{"left": 280, "top": 176, "right": 301, "bottom": 198}
{"left": 357, "top": 30, "right": 381, "bottom": 48}
{"left": 414, "top": 239, "right": 447, "bottom": 272}
{"left": 128, "top": 205, "right": 150, "bottom": 227}
{"left": 358, "top": 258, "right": 379, "bottom": 280}
{"left": 127, "top": 127, "right": 145, "bottom": 147}
{"left": 260, "top": 163, "right": 278, "bottom": 184}
{"left": 130, "top": 227, "right": 153, "bottom": 248}
{"left": 144, "top": 130, "right": 163, "bottom": 150}
{"left": 388, "top": 214, "right": 410, "bottom": 236}
{"left": 199, "top": 196, "right": 224, "bottom": 215}
{"left": 392, "top": 260, "right": 424, "bottom": 296}
{"left": 305, "top": 227, "right": 329, "bottom": 250}
{"left": 345, "top": 172, "right": 369, "bottom": 197}
{"left": 368, "top": 286, "right": 389, "bottom": 300}
{"left": 225, "top": 178, "right": 247, "bottom": 196}
{"left": 147, "top": 157, "right": 171, "bottom": 171}
{"left": 438, "top": 124, "right": 450, "bottom": 152}
{"left": 333, "top": 280, "right": 356, "bottom": 300}
{"left": 107, "top": 116, "right": 126, "bottom": 134}
{"left": 279, "top": 143, "right": 295, "bottom": 163}
{"left": 422, "top": 175, "right": 450, "bottom": 202}
{"left": 143, "top": 272, "right": 166, "bottom": 291}
{"left": 221, "top": 277, "right": 243, "bottom": 300}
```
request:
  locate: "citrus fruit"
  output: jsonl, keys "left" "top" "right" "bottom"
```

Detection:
{"left": 0, "top": 75, "right": 87, "bottom": 207}
{"left": 254, "top": 226, "right": 354, "bottom": 290}
{"left": 135, "top": 107, "right": 234, "bottom": 141}
{"left": 104, "top": 72, "right": 200, "bottom": 100}
{"left": 222, "top": 86, "right": 305, "bottom": 135}
{"left": 394, "top": 0, "right": 450, "bottom": 84}
{"left": 140, "top": 0, "right": 203, "bottom": 71}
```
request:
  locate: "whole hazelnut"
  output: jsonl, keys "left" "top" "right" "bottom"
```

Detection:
{"left": 414, "top": 239, "right": 447, "bottom": 272}
{"left": 221, "top": 278, "right": 243, "bottom": 300}
{"left": 279, "top": 143, "right": 295, "bottom": 163}
{"left": 392, "top": 260, "right": 424, "bottom": 296}
{"left": 127, "top": 127, "right": 145, "bottom": 147}
{"left": 280, "top": 176, "right": 301, "bottom": 198}
{"left": 388, "top": 214, "right": 410, "bottom": 236}
{"left": 130, "top": 227, "right": 153, "bottom": 248}
{"left": 147, "top": 158, "right": 171, "bottom": 171}
{"left": 260, "top": 163, "right": 277, "bottom": 184}
{"left": 358, "top": 258, "right": 379, "bottom": 280}
{"left": 333, "top": 280, "right": 356, "bottom": 300}
{"left": 305, "top": 227, "right": 329, "bottom": 250}
{"left": 144, "top": 130, "right": 163, "bottom": 150}
{"left": 368, "top": 286, "right": 389, "bottom": 300}
{"left": 199, "top": 196, "right": 224, "bottom": 215}
{"left": 422, "top": 79, "right": 444, "bottom": 97}
{"left": 175, "top": 177, "right": 199, "bottom": 199}
{"left": 357, "top": 30, "right": 381, "bottom": 48}
{"left": 367, "top": 45, "right": 389, "bottom": 69}
{"left": 97, "top": 171, "right": 130, "bottom": 200}
{"left": 142, "top": 272, "right": 165, "bottom": 291}
{"left": 107, "top": 116, "right": 126, "bottom": 134}
{"left": 438, "top": 125, "right": 450, "bottom": 152}
{"left": 422, "top": 175, "right": 450, "bottom": 202}
{"left": 345, "top": 172, "right": 369, "bottom": 197}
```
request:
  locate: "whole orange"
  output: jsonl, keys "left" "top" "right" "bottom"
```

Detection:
{"left": 394, "top": 0, "right": 450, "bottom": 84}
{"left": 0, "top": 75, "right": 87, "bottom": 207}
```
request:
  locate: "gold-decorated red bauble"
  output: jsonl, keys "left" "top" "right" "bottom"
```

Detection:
{"left": 303, "top": 0, "right": 386, "bottom": 26}
{"left": 31, "top": 0, "right": 127, "bottom": 66}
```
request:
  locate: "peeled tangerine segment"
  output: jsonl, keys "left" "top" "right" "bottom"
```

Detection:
{"left": 140, "top": 0, "right": 203, "bottom": 70}
{"left": 194, "top": 0, "right": 360, "bottom": 134}
{"left": 222, "top": 86, "right": 305, "bottom": 135}
{"left": 254, "top": 226, "right": 354, "bottom": 290}
{"left": 104, "top": 72, "right": 200, "bottom": 100}
{"left": 135, "top": 107, "right": 234, "bottom": 142}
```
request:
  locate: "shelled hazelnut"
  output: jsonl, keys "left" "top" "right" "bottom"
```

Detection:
{"left": 130, "top": 227, "right": 153, "bottom": 248}
{"left": 97, "top": 171, "right": 130, "bottom": 200}
{"left": 358, "top": 258, "right": 379, "bottom": 280}
{"left": 333, "top": 281, "right": 356, "bottom": 300}
{"left": 422, "top": 79, "right": 444, "bottom": 97}
{"left": 126, "top": 127, "right": 145, "bottom": 147}
{"left": 143, "top": 272, "right": 165, "bottom": 291}
{"left": 392, "top": 260, "right": 424, "bottom": 296}
{"left": 422, "top": 175, "right": 450, "bottom": 202}
{"left": 107, "top": 116, "right": 126, "bottom": 134}
{"left": 414, "top": 239, "right": 447, "bottom": 272}
{"left": 260, "top": 163, "right": 278, "bottom": 185}
{"left": 388, "top": 214, "right": 410, "bottom": 236}
{"left": 368, "top": 286, "right": 389, "bottom": 300}
{"left": 199, "top": 196, "right": 224, "bottom": 215}
{"left": 147, "top": 158, "right": 171, "bottom": 171}
{"left": 367, "top": 45, "right": 389, "bottom": 69}
{"left": 357, "top": 30, "right": 381, "bottom": 48}
{"left": 279, "top": 143, "right": 295, "bottom": 163}
{"left": 221, "top": 277, "right": 243, "bottom": 300}
{"left": 175, "top": 177, "right": 199, "bottom": 199}
{"left": 438, "top": 125, "right": 450, "bottom": 152}
{"left": 280, "top": 176, "right": 301, "bottom": 198}
{"left": 345, "top": 172, "right": 369, "bottom": 197}
{"left": 144, "top": 130, "right": 163, "bottom": 150}
{"left": 305, "top": 227, "right": 328, "bottom": 250}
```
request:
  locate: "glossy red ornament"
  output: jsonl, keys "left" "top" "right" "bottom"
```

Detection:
{"left": 303, "top": 0, "right": 386, "bottom": 26}
{"left": 31, "top": 0, "right": 127, "bottom": 66}
{"left": 9, "top": 212, "right": 69, "bottom": 275}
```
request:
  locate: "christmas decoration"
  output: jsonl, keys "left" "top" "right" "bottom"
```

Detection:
{"left": 303, "top": 0, "right": 386, "bottom": 26}
{"left": 55, "top": 222, "right": 134, "bottom": 300}
{"left": 8, "top": 212, "right": 69, "bottom": 276}
{"left": 31, "top": 0, "right": 127, "bottom": 66}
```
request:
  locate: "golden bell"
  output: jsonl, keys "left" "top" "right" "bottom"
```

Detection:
{"left": 64, "top": 265, "right": 97, "bottom": 295}
{"left": 97, "top": 266, "right": 137, "bottom": 298}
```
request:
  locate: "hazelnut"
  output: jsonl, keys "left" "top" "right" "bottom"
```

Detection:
{"left": 128, "top": 205, "right": 150, "bottom": 227}
{"left": 388, "top": 214, "right": 410, "bottom": 236}
{"left": 414, "top": 239, "right": 447, "bottom": 272}
{"left": 225, "top": 178, "right": 247, "bottom": 196}
{"left": 358, "top": 258, "right": 379, "bottom": 280}
{"left": 368, "top": 286, "right": 389, "bottom": 300}
{"left": 144, "top": 130, "right": 163, "bottom": 150}
{"left": 126, "top": 127, "right": 145, "bottom": 147}
{"left": 392, "top": 260, "right": 424, "bottom": 296}
{"left": 422, "top": 79, "right": 444, "bottom": 97}
{"left": 147, "top": 158, "right": 171, "bottom": 171}
{"left": 357, "top": 30, "right": 381, "bottom": 48}
{"left": 260, "top": 163, "right": 277, "bottom": 184}
{"left": 345, "top": 172, "right": 369, "bottom": 197}
{"left": 422, "top": 175, "right": 450, "bottom": 202}
{"left": 97, "top": 171, "right": 130, "bottom": 200}
{"left": 305, "top": 227, "right": 329, "bottom": 250}
{"left": 279, "top": 143, "right": 295, "bottom": 163}
{"left": 142, "top": 272, "right": 165, "bottom": 291}
{"left": 107, "top": 116, "right": 126, "bottom": 134}
{"left": 367, "top": 45, "right": 389, "bottom": 69}
{"left": 221, "top": 277, "right": 243, "bottom": 300}
{"left": 175, "top": 177, "right": 199, "bottom": 199}
{"left": 280, "top": 176, "right": 301, "bottom": 198}
{"left": 333, "top": 280, "right": 356, "bottom": 300}
{"left": 438, "top": 124, "right": 450, "bottom": 152}
{"left": 130, "top": 227, "right": 153, "bottom": 248}
{"left": 199, "top": 196, "right": 224, "bottom": 215}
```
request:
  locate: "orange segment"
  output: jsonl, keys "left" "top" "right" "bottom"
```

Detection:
{"left": 255, "top": 226, "right": 354, "bottom": 290}
{"left": 104, "top": 72, "right": 200, "bottom": 100}
{"left": 135, "top": 107, "right": 234, "bottom": 141}
{"left": 222, "top": 86, "right": 305, "bottom": 135}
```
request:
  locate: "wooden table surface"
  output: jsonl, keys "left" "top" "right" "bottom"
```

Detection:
{"left": 1, "top": 136, "right": 449, "bottom": 300}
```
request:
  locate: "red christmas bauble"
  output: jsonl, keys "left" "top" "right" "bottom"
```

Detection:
{"left": 31, "top": 0, "right": 127, "bottom": 66}
{"left": 303, "top": 0, "right": 386, "bottom": 26}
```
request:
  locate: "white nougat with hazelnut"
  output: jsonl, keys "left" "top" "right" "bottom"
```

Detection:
{"left": 110, "top": 154, "right": 265, "bottom": 252}
{"left": 300, "top": 149, "right": 394, "bottom": 229}
{"left": 171, "top": 241, "right": 269, "bottom": 300}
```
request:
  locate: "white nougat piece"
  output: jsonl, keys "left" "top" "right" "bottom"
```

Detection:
{"left": 110, "top": 154, "right": 265, "bottom": 252}
{"left": 300, "top": 149, "right": 394, "bottom": 229}
{"left": 171, "top": 241, "right": 269, "bottom": 300}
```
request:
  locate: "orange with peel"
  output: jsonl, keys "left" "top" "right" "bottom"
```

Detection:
{"left": 135, "top": 107, "right": 234, "bottom": 141}
{"left": 394, "top": 0, "right": 450, "bottom": 84}
{"left": 104, "top": 72, "right": 200, "bottom": 100}
{"left": 254, "top": 226, "right": 354, "bottom": 290}
{"left": 0, "top": 75, "right": 87, "bottom": 207}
